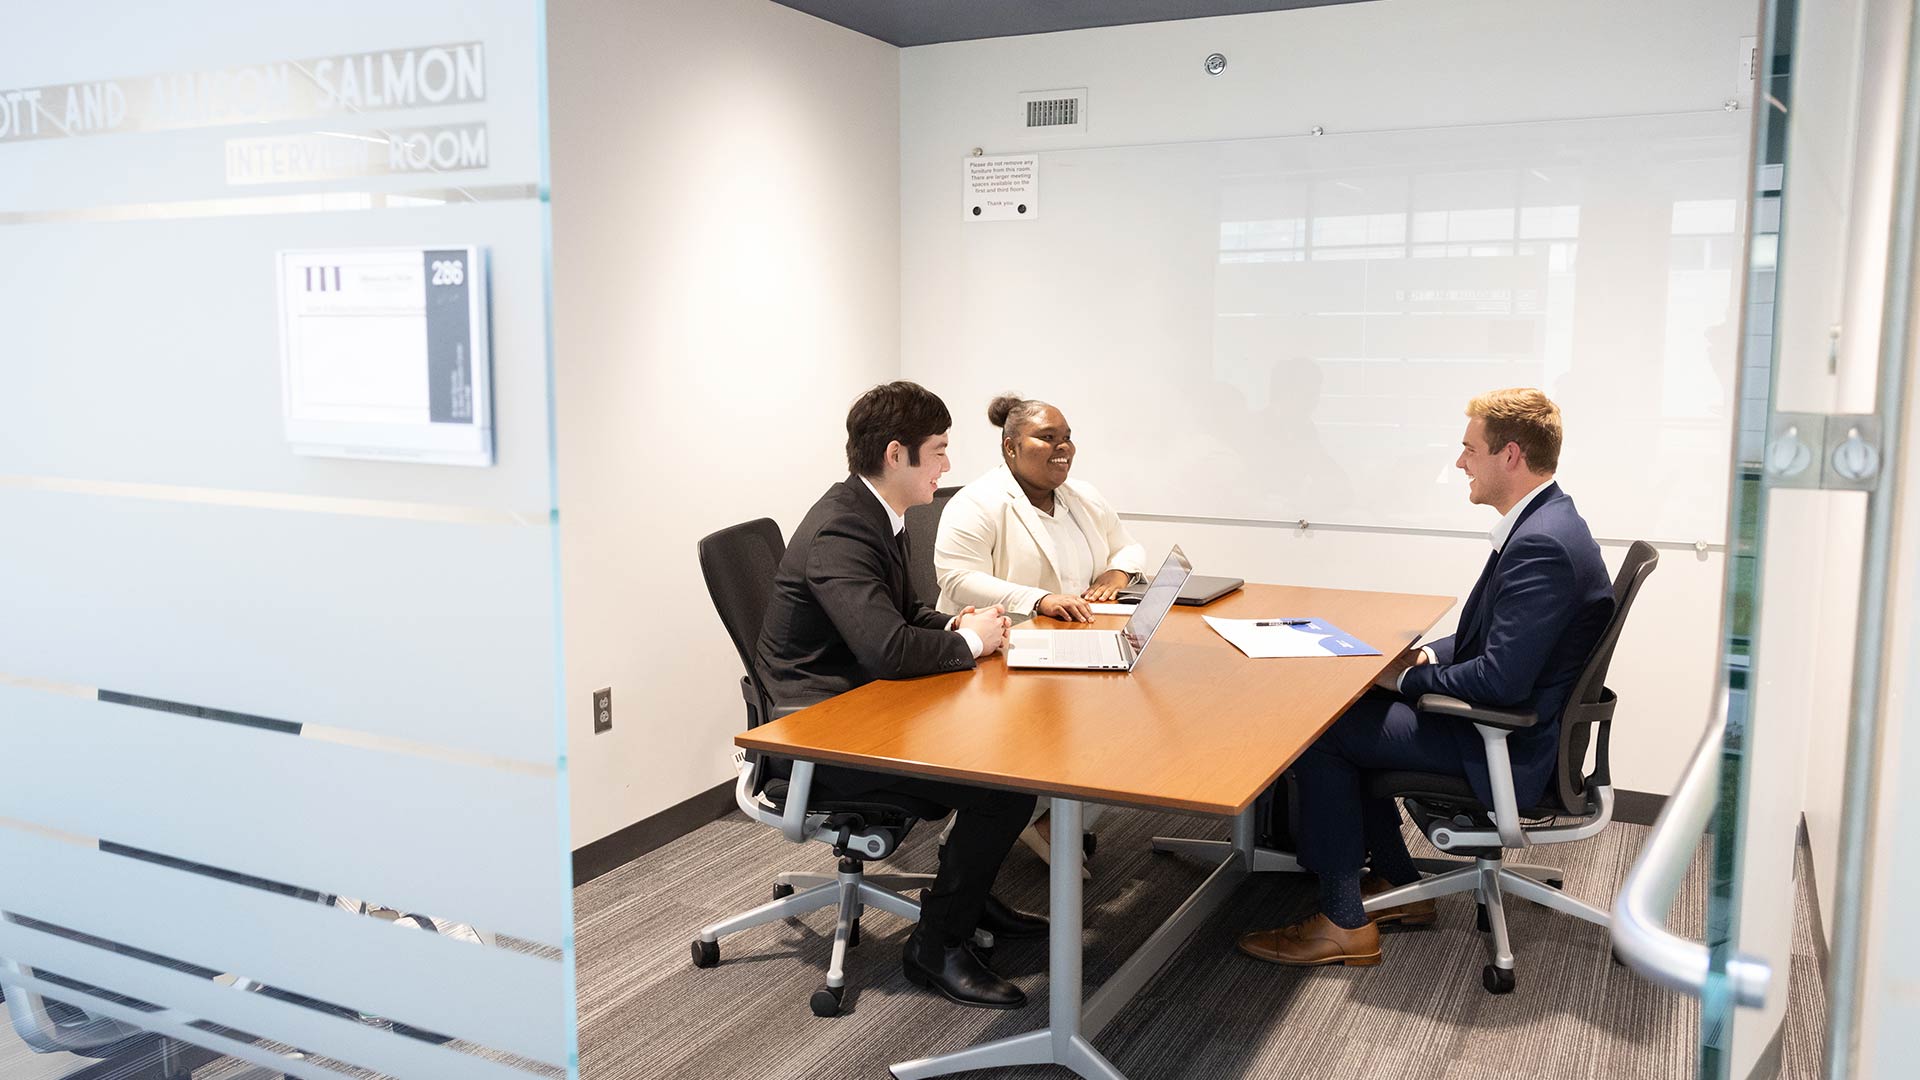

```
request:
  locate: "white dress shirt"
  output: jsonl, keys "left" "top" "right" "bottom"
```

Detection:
{"left": 859, "top": 475, "right": 987, "bottom": 658}
{"left": 1490, "top": 478, "right": 1555, "bottom": 553}
{"left": 1399, "top": 476, "right": 1555, "bottom": 691}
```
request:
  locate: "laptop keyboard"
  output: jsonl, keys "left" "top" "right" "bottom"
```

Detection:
{"left": 1048, "top": 631, "right": 1124, "bottom": 666}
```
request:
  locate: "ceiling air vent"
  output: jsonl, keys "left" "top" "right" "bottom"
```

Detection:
{"left": 1019, "top": 88, "right": 1087, "bottom": 134}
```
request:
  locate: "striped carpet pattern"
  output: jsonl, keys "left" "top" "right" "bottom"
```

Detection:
{"left": 573, "top": 804, "right": 1815, "bottom": 1080}
{"left": 1780, "top": 839, "right": 1828, "bottom": 1077}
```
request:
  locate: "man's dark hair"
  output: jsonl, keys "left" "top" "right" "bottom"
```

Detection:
{"left": 846, "top": 381, "right": 951, "bottom": 477}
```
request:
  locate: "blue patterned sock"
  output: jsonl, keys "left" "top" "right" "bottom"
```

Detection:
{"left": 1320, "top": 869, "right": 1369, "bottom": 930}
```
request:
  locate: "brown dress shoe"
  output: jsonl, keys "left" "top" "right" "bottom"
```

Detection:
{"left": 1361, "top": 873, "right": 1438, "bottom": 927}
{"left": 1237, "top": 913, "right": 1381, "bottom": 967}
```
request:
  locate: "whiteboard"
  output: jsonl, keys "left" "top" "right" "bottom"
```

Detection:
{"left": 930, "top": 112, "right": 1748, "bottom": 544}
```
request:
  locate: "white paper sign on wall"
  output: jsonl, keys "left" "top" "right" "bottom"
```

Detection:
{"left": 277, "top": 246, "right": 494, "bottom": 466}
{"left": 964, "top": 154, "right": 1040, "bottom": 221}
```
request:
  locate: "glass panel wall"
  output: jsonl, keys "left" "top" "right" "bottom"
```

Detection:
{"left": 0, "top": 3, "right": 575, "bottom": 1078}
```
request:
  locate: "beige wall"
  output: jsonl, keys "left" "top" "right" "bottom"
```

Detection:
{"left": 548, "top": 0, "right": 901, "bottom": 847}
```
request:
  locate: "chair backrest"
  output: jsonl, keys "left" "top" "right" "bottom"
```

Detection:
{"left": 903, "top": 486, "right": 962, "bottom": 608}
{"left": 1552, "top": 539, "right": 1659, "bottom": 811}
{"left": 696, "top": 517, "right": 786, "bottom": 728}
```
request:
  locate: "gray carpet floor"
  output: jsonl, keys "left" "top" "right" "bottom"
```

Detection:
{"left": 8, "top": 806, "right": 1831, "bottom": 1079}
{"left": 572, "top": 806, "right": 1831, "bottom": 1080}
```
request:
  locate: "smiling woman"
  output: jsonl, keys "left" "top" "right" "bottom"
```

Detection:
{"left": 934, "top": 393, "right": 1148, "bottom": 622}
{"left": 932, "top": 392, "right": 1149, "bottom": 865}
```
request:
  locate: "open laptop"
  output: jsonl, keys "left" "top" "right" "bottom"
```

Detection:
{"left": 1006, "top": 546, "right": 1193, "bottom": 671}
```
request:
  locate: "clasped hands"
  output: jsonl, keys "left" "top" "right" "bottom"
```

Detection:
{"left": 1371, "top": 644, "right": 1430, "bottom": 692}
{"left": 956, "top": 604, "right": 1013, "bottom": 654}
{"left": 1034, "top": 568, "right": 1134, "bottom": 623}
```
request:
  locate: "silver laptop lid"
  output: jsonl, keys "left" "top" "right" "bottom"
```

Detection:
{"left": 1121, "top": 546, "right": 1193, "bottom": 662}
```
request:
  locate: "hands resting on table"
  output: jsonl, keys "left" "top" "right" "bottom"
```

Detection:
{"left": 1034, "top": 568, "right": 1134, "bottom": 623}
{"left": 955, "top": 604, "right": 1013, "bottom": 654}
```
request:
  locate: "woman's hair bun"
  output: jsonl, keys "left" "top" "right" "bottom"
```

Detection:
{"left": 987, "top": 393, "right": 1024, "bottom": 428}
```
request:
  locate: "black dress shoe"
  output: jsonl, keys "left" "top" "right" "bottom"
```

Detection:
{"left": 978, "top": 894, "right": 1048, "bottom": 940}
{"left": 902, "top": 933, "right": 1027, "bottom": 1009}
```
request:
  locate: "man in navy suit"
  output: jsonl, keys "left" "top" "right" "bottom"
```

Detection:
{"left": 1239, "top": 388, "right": 1614, "bottom": 967}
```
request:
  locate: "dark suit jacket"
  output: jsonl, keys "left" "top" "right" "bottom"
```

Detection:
{"left": 757, "top": 475, "right": 974, "bottom": 708}
{"left": 1398, "top": 482, "right": 1614, "bottom": 808}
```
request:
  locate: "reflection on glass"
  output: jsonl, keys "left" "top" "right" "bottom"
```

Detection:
{"left": 1185, "top": 115, "right": 1749, "bottom": 539}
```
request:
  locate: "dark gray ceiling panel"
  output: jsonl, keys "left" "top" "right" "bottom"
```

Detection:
{"left": 766, "top": 0, "right": 1372, "bottom": 48}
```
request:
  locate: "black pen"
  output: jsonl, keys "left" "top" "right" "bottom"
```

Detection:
{"left": 1254, "top": 618, "right": 1314, "bottom": 627}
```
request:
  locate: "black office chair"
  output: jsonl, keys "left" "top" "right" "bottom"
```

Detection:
{"left": 691, "top": 518, "right": 968, "bottom": 1017}
{"left": 1361, "top": 541, "right": 1659, "bottom": 995}
{"left": 903, "top": 484, "right": 962, "bottom": 608}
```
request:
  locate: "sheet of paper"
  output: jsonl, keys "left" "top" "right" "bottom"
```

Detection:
{"left": 1202, "top": 616, "right": 1383, "bottom": 659}
{"left": 1088, "top": 602, "right": 1136, "bottom": 616}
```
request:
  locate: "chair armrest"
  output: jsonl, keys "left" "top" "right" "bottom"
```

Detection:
{"left": 772, "top": 703, "right": 809, "bottom": 721}
{"left": 1469, "top": 724, "right": 1529, "bottom": 849}
{"left": 780, "top": 760, "right": 817, "bottom": 843}
{"left": 1417, "top": 693, "right": 1540, "bottom": 730}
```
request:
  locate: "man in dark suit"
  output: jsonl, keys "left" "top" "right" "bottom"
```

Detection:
{"left": 1239, "top": 388, "right": 1614, "bottom": 967}
{"left": 757, "top": 381, "right": 1044, "bottom": 1010}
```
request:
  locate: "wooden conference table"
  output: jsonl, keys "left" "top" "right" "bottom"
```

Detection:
{"left": 737, "top": 583, "right": 1454, "bottom": 1080}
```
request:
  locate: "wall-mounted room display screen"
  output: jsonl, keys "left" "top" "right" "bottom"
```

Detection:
{"left": 277, "top": 245, "right": 493, "bottom": 466}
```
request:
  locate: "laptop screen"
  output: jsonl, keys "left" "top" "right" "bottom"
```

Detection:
{"left": 1122, "top": 546, "right": 1193, "bottom": 658}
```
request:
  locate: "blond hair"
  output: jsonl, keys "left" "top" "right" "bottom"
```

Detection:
{"left": 1467, "top": 388, "right": 1562, "bottom": 473}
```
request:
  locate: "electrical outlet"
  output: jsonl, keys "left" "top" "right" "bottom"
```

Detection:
{"left": 593, "top": 687, "right": 613, "bottom": 734}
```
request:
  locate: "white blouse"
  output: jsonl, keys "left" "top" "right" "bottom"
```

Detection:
{"left": 1035, "top": 500, "right": 1097, "bottom": 595}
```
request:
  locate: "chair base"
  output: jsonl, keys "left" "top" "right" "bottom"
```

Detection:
{"left": 694, "top": 861, "right": 987, "bottom": 1015}
{"left": 1149, "top": 835, "right": 1469, "bottom": 878}
{"left": 1362, "top": 855, "right": 1609, "bottom": 993}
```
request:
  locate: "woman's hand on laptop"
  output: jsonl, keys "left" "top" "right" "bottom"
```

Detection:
{"left": 1081, "top": 569, "right": 1131, "bottom": 602}
{"left": 1037, "top": 593, "right": 1095, "bottom": 623}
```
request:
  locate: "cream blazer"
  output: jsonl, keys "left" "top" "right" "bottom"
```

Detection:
{"left": 935, "top": 465, "right": 1148, "bottom": 615}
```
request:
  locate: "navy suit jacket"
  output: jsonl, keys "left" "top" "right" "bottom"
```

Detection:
{"left": 1398, "top": 483, "right": 1613, "bottom": 808}
{"left": 757, "top": 475, "right": 974, "bottom": 708}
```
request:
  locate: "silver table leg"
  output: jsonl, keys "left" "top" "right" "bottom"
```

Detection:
{"left": 1150, "top": 835, "right": 1304, "bottom": 873}
{"left": 893, "top": 801, "right": 1256, "bottom": 1080}
{"left": 1155, "top": 820, "right": 1472, "bottom": 879}
{"left": 891, "top": 799, "right": 1129, "bottom": 1080}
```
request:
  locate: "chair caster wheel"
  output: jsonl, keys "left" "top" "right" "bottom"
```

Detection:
{"left": 1543, "top": 878, "right": 1564, "bottom": 890}
{"left": 1475, "top": 903, "right": 1491, "bottom": 933}
{"left": 1083, "top": 831, "right": 1098, "bottom": 858}
{"left": 848, "top": 918, "right": 861, "bottom": 948}
{"left": 1482, "top": 965, "right": 1515, "bottom": 994}
{"left": 773, "top": 882, "right": 794, "bottom": 900}
{"left": 810, "top": 985, "right": 845, "bottom": 1017}
{"left": 691, "top": 939, "right": 719, "bottom": 969}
